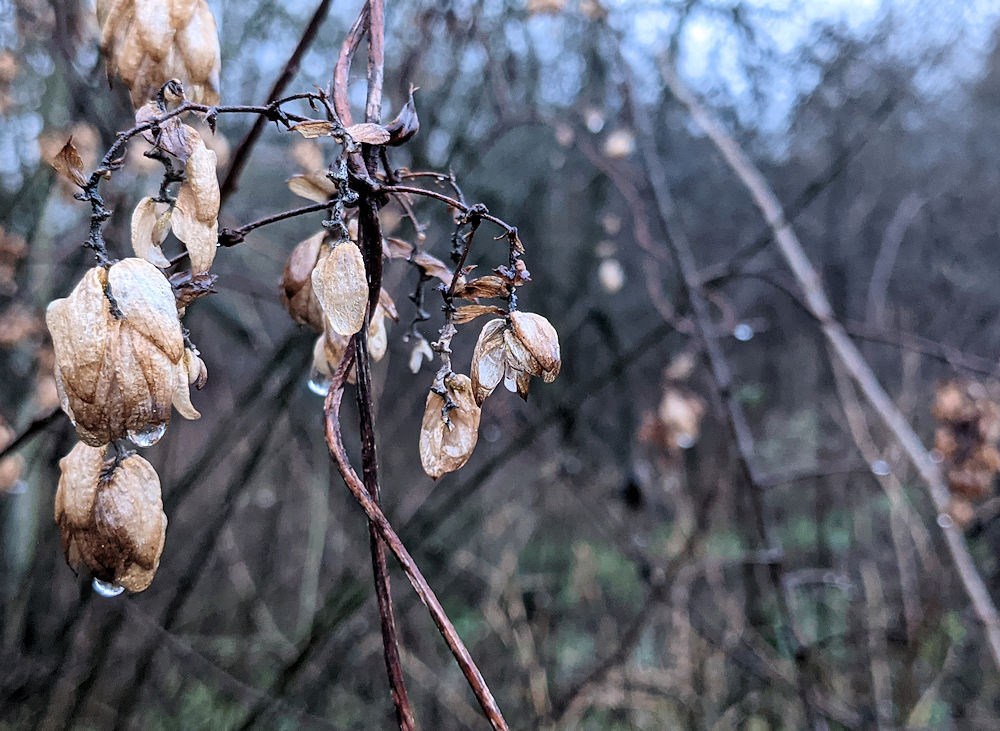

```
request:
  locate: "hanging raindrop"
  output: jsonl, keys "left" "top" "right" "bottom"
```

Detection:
{"left": 92, "top": 578, "right": 124, "bottom": 597}
{"left": 676, "top": 433, "right": 697, "bottom": 449}
{"left": 871, "top": 459, "right": 891, "bottom": 476}
{"left": 307, "top": 371, "right": 331, "bottom": 397}
{"left": 127, "top": 422, "right": 167, "bottom": 447}
{"left": 733, "top": 323, "right": 754, "bottom": 342}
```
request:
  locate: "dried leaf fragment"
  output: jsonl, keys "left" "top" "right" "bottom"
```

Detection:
{"left": 419, "top": 374, "right": 481, "bottom": 479}
{"left": 50, "top": 138, "right": 87, "bottom": 188}
{"left": 386, "top": 86, "right": 420, "bottom": 146}
{"left": 291, "top": 120, "right": 335, "bottom": 139}
{"left": 453, "top": 304, "right": 505, "bottom": 324}
{"left": 346, "top": 122, "right": 391, "bottom": 145}
{"left": 287, "top": 172, "right": 338, "bottom": 203}
{"left": 311, "top": 241, "right": 368, "bottom": 336}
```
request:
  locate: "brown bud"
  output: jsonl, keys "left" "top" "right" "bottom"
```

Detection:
{"left": 46, "top": 259, "right": 199, "bottom": 447}
{"left": 280, "top": 232, "right": 326, "bottom": 332}
{"left": 419, "top": 374, "right": 481, "bottom": 479}
{"left": 55, "top": 442, "right": 167, "bottom": 593}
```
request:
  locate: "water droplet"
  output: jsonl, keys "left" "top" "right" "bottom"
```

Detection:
{"left": 307, "top": 372, "right": 331, "bottom": 396}
{"left": 92, "top": 578, "right": 124, "bottom": 597}
{"left": 676, "top": 433, "right": 697, "bottom": 449}
{"left": 871, "top": 459, "right": 891, "bottom": 476}
{"left": 930, "top": 449, "right": 944, "bottom": 464}
{"left": 127, "top": 422, "right": 167, "bottom": 447}
{"left": 937, "top": 513, "right": 954, "bottom": 529}
{"left": 733, "top": 323, "right": 754, "bottom": 342}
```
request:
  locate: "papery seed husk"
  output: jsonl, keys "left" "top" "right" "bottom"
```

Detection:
{"left": 107, "top": 258, "right": 185, "bottom": 363}
{"left": 510, "top": 311, "right": 560, "bottom": 382}
{"left": 281, "top": 232, "right": 325, "bottom": 332}
{"left": 312, "top": 241, "right": 368, "bottom": 336}
{"left": 470, "top": 319, "right": 507, "bottom": 405}
{"left": 287, "top": 173, "right": 337, "bottom": 203}
{"left": 419, "top": 374, "right": 481, "bottom": 479}
{"left": 55, "top": 444, "right": 167, "bottom": 592}
{"left": 368, "top": 305, "right": 388, "bottom": 362}
{"left": 409, "top": 334, "right": 434, "bottom": 374}
{"left": 131, "top": 197, "right": 172, "bottom": 267}
{"left": 502, "top": 327, "right": 541, "bottom": 376}
{"left": 171, "top": 196, "right": 217, "bottom": 274}
{"left": 378, "top": 289, "right": 398, "bottom": 321}
{"left": 46, "top": 267, "right": 113, "bottom": 406}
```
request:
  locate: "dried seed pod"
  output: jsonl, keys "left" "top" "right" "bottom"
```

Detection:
{"left": 509, "top": 311, "right": 560, "bottom": 382}
{"left": 171, "top": 129, "right": 219, "bottom": 274}
{"left": 287, "top": 172, "right": 338, "bottom": 203}
{"left": 419, "top": 373, "right": 481, "bottom": 479}
{"left": 470, "top": 319, "right": 507, "bottom": 405}
{"left": 280, "top": 232, "right": 326, "bottom": 332}
{"left": 408, "top": 333, "right": 434, "bottom": 374}
{"left": 310, "top": 328, "right": 354, "bottom": 391}
{"left": 932, "top": 379, "right": 1000, "bottom": 500}
{"left": 368, "top": 304, "right": 389, "bottom": 362}
{"left": 131, "top": 196, "right": 172, "bottom": 267}
{"left": 46, "top": 258, "right": 199, "bottom": 447}
{"left": 97, "top": 0, "right": 221, "bottom": 107}
{"left": 55, "top": 442, "right": 167, "bottom": 593}
{"left": 312, "top": 241, "right": 368, "bottom": 337}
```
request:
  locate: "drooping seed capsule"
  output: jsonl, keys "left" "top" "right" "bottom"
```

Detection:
{"left": 55, "top": 442, "right": 168, "bottom": 593}
{"left": 46, "top": 258, "right": 200, "bottom": 446}
{"left": 419, "top": 373, "right": 481, "bottom": 479}
{"left": 311, "top": 241, "right": 368, "bottom": 337}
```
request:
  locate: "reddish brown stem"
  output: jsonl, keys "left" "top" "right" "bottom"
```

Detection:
{"left": 323, "top": 380, "right": 508, "bottom": 730}
{"left": 333, "top": 1, "right": 369, "bottom": 126}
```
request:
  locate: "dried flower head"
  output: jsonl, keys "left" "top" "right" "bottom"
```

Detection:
{"left": 470, "top": 312, "right": 561, "bottom": 404}
{"left": 97, "top": 0, "right": 221, "bottom": 108}
{"left": 55, "top": 442, "right": 167, "bottom": 592}
{"left": 46, "top": 258, "right": 200, "bottom": 447}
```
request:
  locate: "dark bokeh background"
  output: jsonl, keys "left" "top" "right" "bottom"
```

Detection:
{"left": 5, "top": 0, "right": 1000, "bottom": 728}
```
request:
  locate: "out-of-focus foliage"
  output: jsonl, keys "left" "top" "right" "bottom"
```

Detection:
{"left": 6, "top": 0, "right": 1000, "bottom": 728}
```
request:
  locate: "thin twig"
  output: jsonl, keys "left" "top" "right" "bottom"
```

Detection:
{"left": 322, "top": 378, "right": 509, "bottom": 730}
{"left": 220, "top": 0, "right": 335, "bottom": 202}
{"left": 661, "top": 59, "right": 1000, "bottom": 672}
